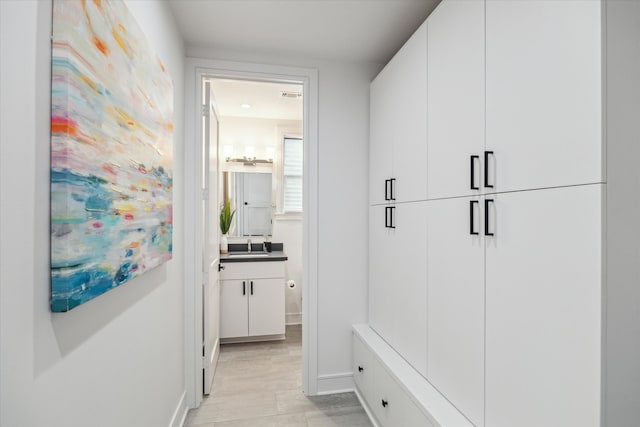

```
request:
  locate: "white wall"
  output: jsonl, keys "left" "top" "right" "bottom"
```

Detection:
{"left": 188, "top": 46, "right": 381, "bottom": 391}
{"left": 272, "top": 217, "right": 304, "bottom": 323}
{"left": 0, "top": 1, "right": 186, "bottom": 426}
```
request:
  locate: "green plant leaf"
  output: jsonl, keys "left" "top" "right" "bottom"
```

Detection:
{"left": 220, "top": 199, "right": 236, "bottom": 234}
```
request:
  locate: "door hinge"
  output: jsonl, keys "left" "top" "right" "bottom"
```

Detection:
{"left": 201, "top": 104, "right": 208, "bottom": 116}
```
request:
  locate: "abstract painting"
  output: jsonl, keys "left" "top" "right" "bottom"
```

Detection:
{"left": 50, "top": 0, "right": 173, "bottom": 312}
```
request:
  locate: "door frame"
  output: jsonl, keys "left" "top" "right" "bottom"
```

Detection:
{"left": 183, "top": 58, "right": 319, "bottom": 408}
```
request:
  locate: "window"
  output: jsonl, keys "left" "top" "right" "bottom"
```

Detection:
{"left": 282, "top": 137, "right": 303, "bottom": 213}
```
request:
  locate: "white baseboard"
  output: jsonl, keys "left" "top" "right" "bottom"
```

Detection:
{"left": 315, "top": 372, "right": 354, "bottom": 395}
{"left": 286, "top": 312, "right": 302, "bottom": 325}
{"left": 169, "top": 391, "right": 188, "bottom": 427}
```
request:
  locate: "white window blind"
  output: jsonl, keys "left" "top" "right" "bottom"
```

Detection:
{"left": 283, "top": 137, "right": 303, "bottom": 212}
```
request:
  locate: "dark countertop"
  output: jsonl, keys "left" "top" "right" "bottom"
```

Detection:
{"left": 220, "top": 250, "right": 288, "bottom": 263}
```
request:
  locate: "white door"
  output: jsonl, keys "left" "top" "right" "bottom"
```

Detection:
{"left": 426, "top": 196, "right": 484, "bottom": 427}
{"left": 485, "top": 0, "right": 602, "bottom": 193}
{"left": 427, "top": 0, "right": 484, "bottom": 200}
{"left": 485, "top": 185, "right": 602, "bottom": 426}
{"left": 368, "top": 205, "right": 395, "bottom": 345}
{"left": 248, "top": 278, "right": 285, "bottom": 336}
{"left": 219, "top": 280, "right": 249, "bottom": 339}
{"left": 202, "top": 82, "right": 220, "bottom": 395}
{"left": 389, "top": 21, "right": 428, "bottom": 203}
{"left": 390, "top": 201, "right": 427, "bottom": 377}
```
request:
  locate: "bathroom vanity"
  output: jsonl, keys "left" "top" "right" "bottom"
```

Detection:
{"left": 219, "top": 248, "right": 288, "bottom": 343}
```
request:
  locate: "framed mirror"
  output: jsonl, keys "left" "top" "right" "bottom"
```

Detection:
{"left": 222, "top": 171, "right": 272, "bottom": 236}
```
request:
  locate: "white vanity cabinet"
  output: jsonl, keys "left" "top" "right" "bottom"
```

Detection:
{"left": 219, "top": 261, "right": 285, "bottom": 341}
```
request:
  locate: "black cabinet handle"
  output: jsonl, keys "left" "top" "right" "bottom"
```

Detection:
{"left": 389, "top": 206, "right": 396, "bottom": 229}
{"left": 381, "top": 399, "right": 388, "bottom": 408}
{"left": 470, "top": 200, "right": 479, "bottom": 235}
{"left": 250, "top": 281, "right": 254, "bottom": 295}
{"left": 385, "top": 206, "right": 396, "bottom": 229}
{"left": 242, "top": 281, "right": 246, "bottom": 295}
{"left": 484, "top": 151, "right": 494, "bottom": 188}
{"left": 358, "top": 366, "right": 364, "bottom": 372}
{"left": 485, "top": 199, "right": 495, "bottom": 236}
{"left": 470, "top": 155, "right": 479, "bottom": 190}
{"left": 218, "top": 264, "right": 225, "bottom": 272}
{"left": 384, "top": 179, "right": 390, "bottom": 201}
{"left": 389, "top": 178, "right": 396, "bottom": 201}
{"left": 385, "top": 206, "right": 390, "bottom": 228}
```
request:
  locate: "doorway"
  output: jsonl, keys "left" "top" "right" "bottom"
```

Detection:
{"left": 184, "top": 59, "right": 319, "bottom": 409}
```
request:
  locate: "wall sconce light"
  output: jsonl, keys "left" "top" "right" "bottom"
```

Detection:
{"left": 225, "top": 145, "right": 273, "bottom": 166}
{"left": 265, "top": 147, "right": 275, "bottom": 161}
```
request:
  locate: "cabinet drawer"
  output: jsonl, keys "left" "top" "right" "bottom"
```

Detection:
{"left": 372, "top": 362, "right": 405, "bottom": 426}
{"left": 353, "top": 333, "right": 374, "bottom": 403}
{"left": 219, "top": 261, "right": 284, "bottom": 280}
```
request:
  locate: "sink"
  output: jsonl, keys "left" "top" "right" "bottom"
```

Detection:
{"left": 227, "top": 253, "right": 270, "bottom": 258}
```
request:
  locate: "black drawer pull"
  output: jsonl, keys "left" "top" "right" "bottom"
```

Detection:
{"left": 358, "top": 366, "right": 364, "bottom": 372}
{"left": 218, "top": 264, "right": 225, "bottom": 272}
{"left": 250, "top": 281, "right": 254, "bottom": 295}
{"left": 242, "top": 281, "right": 246, "bottom": 295}
{"left": 381, "top": 399, "right": 388, "bottom": 408}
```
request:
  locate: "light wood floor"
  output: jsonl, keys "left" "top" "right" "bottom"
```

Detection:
{"left": 184, "top": 325, "right": 373, "bottom": 426}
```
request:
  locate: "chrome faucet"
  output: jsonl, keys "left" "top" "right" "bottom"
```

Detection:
{"left": 247, "top": 238, "right": 252, "bottom": 253}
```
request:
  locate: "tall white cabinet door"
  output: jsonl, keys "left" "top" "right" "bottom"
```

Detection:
{"left": 391, "top": 202, "right": 428, "bottom": 377}
{"left": 370, "top": 69, "right": 394, "bottom": 206}
{"left": 220, "top": 280, "right": 249, "bottom": 339}
{"left": 485, "top": 0, "right": 602, "bottom": 193}
{"left": 485, "top": 185, "right": 602, "bottom": 427}
{"left": 426, "top": 196, "right": 484, "bottom": 427}
{"left": 390, "top": 21, "right": 428, "bottom": 203}
{"left": 369, "top": 206, "right": 395, "bottom": 344}
{"left": 427, "top": 0, "right": 485, "bottom": 200}
{"left": 248, "top": 278, "right": 285, "bottom": 337}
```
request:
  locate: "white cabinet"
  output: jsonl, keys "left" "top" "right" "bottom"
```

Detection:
{"left": 369, "top": 202, "right": 427, "bottom": 377}
{"left": 485, "top": 185, "right": 602, "bottom": 426}
{"left": 219, "top": 261, "right": 285, "bottom": 340}
{"left": 425, "top": 186, "right": 602, "bottom": 427}
{"left": 427, "top": 0, "right": 603, "bottom": 198}
{"left": 485, "top": 0, "right": 603, "bottom": 193}
{"left": 353, "top": 325, "right": 466, "bottom": 427}
{"left": 427, "top": 0, "right": 484, "bottom": 200}
{"left": 426, "top": 196, "right": 485, "bottom": 427}
{"left": 366, "top": 0, "right": 640, "bottom": 426}
{"left": 219, "top": 279, "right": 250, "bottom": 339}
{"left": 369, "top": 20, "right": 427, "bottom": 205}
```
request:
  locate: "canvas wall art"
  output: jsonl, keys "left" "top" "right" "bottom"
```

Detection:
{"left": 50, "top": 0, "right": 174, "bottom": 312}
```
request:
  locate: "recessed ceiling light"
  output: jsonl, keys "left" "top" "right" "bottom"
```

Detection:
{"left": 240, "top": 103, "right": 251, "bottom": 109}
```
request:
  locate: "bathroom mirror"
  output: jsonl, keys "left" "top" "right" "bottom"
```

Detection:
{"left": 222, "top": 171, "right": 272, "bottom": 237}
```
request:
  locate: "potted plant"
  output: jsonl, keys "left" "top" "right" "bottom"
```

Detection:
{"left": 219, "top": 199, "right": 235, "bottom": 254}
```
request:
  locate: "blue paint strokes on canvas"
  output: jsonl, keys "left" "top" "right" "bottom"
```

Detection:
{"left": 50, "top": 0, "right": 173, "bottom": 312}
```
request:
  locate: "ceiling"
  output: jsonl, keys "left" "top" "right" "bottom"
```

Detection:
{"left": 178, "top": 1, "right": 441, "bottom": 121}
{"left": 168, "top": 0, "right": 441, "bottom": 64}
{"left": 208, "top": 78, "right": 303, "bottom": 120}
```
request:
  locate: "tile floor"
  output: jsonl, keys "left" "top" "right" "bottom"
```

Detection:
{"left": 184, "top": 325, "right": 373, "bottom": 427}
